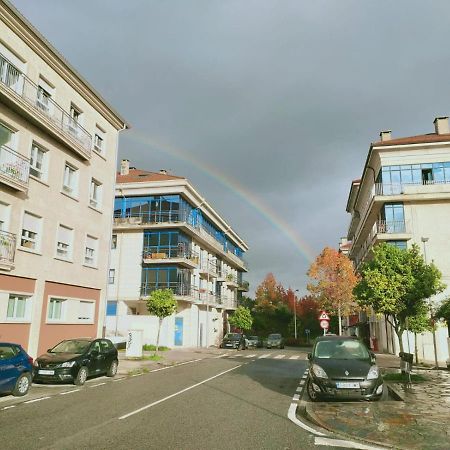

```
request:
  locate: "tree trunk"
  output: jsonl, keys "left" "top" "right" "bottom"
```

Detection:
{"left": 155, "top": 318, "right": 162, "bottom": 355}
{"left": 395, "top": 328, "right": 404, "bottom": 354}
{"left": 338, "top": 304, "right": 342, "bottom": 336}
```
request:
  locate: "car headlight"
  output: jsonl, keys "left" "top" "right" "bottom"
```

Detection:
{"left": 367, "top": 365, "right": 379, "bottom": 380}
{"left": 33, "top": 360, "right": 39, "bottom": 367}
{"left": 312, "top": 364, "right": 328, "bottom": 378}
{"left": 59, "top": 361, "right": 76, "bottom": 368}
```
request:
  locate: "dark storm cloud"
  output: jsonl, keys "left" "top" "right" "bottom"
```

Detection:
{"left": 11, "top": 0, "right": 450, "bottom": 294}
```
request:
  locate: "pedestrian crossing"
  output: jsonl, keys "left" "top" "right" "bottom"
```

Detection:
{"left": 219, "top": 352, "right": 306, "bottom": 361}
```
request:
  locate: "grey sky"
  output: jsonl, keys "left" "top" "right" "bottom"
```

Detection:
{"left": 11, "top": 0, "right": 450, "bottom": 295}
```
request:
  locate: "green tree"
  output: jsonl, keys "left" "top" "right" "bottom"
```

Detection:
{"left": 228, "top": 306, "right": 253, "bottom": 332}
{"left": 436, "top": 297, "right": 450, "bottom": 334}
{"left": 354, "top": 243, "right": 445, "bottom": 352}
{"left": 145, "top": 289, "right": 177, "bottom": 355}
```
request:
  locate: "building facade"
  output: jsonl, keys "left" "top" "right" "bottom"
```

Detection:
{"left": 345, "top": 117, "right": 450, "bottom": 365}
{"left": 0, "top": 1, "right": 128, "bottom": 357}
{"left": 106, "top": 161, "right": 249, "bottom": 348}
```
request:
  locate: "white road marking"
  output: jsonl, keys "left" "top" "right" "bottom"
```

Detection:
{"left": 131, "top": 373, "right": 142, "bottom": 377}
{"left": 24, "top": 396, "right": 51, "bottom": 404}
{"left": 296, "top": 387, "right": 302, "bottom": 393}
{"left": 60, "top": 389, "right": 81, "bottom": 395}
{"left": 274, "top": 354, "right": 286, "bottom": 359}
{"left": 245, "top": 354, "right": 257, "bottom": 358}
{"left": 289, "top": 355, "right": 300, "bottom": 360}
{"left": 149, "top": 359, "right": 202, "bottom": 372}
{"left": 299, "top": 380, "right": 305, "bottom": 386}
{"left": 213, "top": 353, "right": 228, "bottom": 358}
{"left": 113, "top": 377, "right": 126, "bottom": 382}
{"left": 89, "top": 382, "right": 106, "bottom": 387}
{"left": 287, "top": 402, "right": 326, "bottom": 436}
{"left": 2, "top": 405, "right": 16, "bottom": 410}
{"left": 258, "top": 354, "right": 271, "bottom": 359}
{"left": 292, "top": 394, "right": 300, "bottom": 401}
{"left": 119, "top": 364, "right": 242, "bottom": 420}
{"left": 314, "top": 437, "right": 386, "bottom": 449}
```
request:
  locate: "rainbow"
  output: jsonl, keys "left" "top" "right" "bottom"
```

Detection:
{"left": 122, "top": 129, "right": 317, "bottom": 265}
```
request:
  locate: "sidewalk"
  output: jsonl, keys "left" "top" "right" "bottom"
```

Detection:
{"left": 304, "top": 353, "right": 450, "bottom": 449}
{"left": 117, "top": 347, "right": 226, "bottom": 375}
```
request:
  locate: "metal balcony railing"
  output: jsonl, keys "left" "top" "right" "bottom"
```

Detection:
{"left": 140, "top": 282, "right": 193, "bottom": 298}
{"left": 142, "top": 247, "right": 199, "bottom": 263}
{"left": 375, "top": 180, "right": 450, "bottom": 196}
{"left": 0, "top": 144, "right": 30, "bottom": 188}
{"left": 376, "top": 220, "right": 406, "bottom": 234}
{"left": 199, "top": 259, "right": 218, "bottom": 275}
{"left": 0, "top": 230, "right": 16, "bottom": 265}
{"left": 0, "top": 53, "right": 92, "bottom": 157}
{"left": 238, "top": 280, "right": 249, "bottom": 291}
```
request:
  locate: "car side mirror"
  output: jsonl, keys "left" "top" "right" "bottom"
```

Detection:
{"left": 370, "top": 351, "right": 376, "bottom": 363}
{"left": 47, "top": 348, "right": 52, "bottom": 353}
{"left": 307, "top": 353, "right": 312, "bottom": 360}
{"left": 90, "top": 350, "right": 99, "bottom": 357}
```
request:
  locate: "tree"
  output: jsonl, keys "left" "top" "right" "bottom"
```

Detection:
{"left": 296, "top": 295, "right": 322, "bottom": 339}
{"left": 436, "top": 297, "right": 450, "bottom": 334}
{"left": 254, "top": 273, "right": 286, "bottom": 313}
{"left": 354, "top": 243, "right": 445, "bottom": 353}
{"left": 145, "top": 289, "right": 177, "bottom": 355}
{"left": 228, "top": 306, "right": 253, "bottom": 332}
{"left": 307, "top": 247, "right": 359, "bottom": 335}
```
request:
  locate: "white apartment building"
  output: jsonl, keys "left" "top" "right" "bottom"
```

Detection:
{"left": 345, "top": 117, "right": 450, "bottom": 365}
{"left": 0, "top": 1, "right": 128, "bottom": 357}
{"left": 106, "top": 161, "right": 249, "bottom": 348}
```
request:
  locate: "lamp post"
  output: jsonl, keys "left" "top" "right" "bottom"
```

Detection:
{"left": 421, "top": 237, "right": 439, "bottom": 369}
{"left": 294, "top": 289, "right": 299, "bottom": 340}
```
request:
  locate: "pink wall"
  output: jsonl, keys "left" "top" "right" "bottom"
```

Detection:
{"left": 0, "top": 323, "right": 31, "bottom": 349}
{"left": 38, "top": 281, "right": 100, "bottom": 355}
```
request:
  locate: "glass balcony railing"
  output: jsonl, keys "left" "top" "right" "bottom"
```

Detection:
{"left": 0, "top": 230, "right": 16, "bottom": 266}
{"left": 0, "top": 53, "right": 92, "bottom": 158}
{"left": 0, "top": 144, "right": 30, "bottom": 189}
{"left": 142, "top": 247, "right": 199, "bottom": 264}
{"left": 140, "top": 282, "right": 194, "bottom": 298}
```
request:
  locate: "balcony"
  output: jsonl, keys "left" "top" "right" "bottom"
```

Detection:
{"left": 375, "top": 181, "right": 450, "bottom": 197}
{"left": 0, "top": 230, "right": 16, "bottom": 271}
{"left": 114, "top": 210, "right": 247, "bottom": 270}
{"left": 140, "top": 282, "right": 195, "bottom": 300}
{"left": 0, "top": 144, "right": 30, "bottom": 192}
{"left": 224, "top": 273, "right": 239, "bottom": 288}
{"left": 197, "top": 290, "right": 222, "bottom": 306}
{"left": 142, "top": 248, "right": 199, "bottom": 269}
{"left": 199, "top": 259, "right": 219, "bottom": 278}
{"left": 0, "top": 53, "right": 92, "bottom": 160}
{"left": 238, "top": 280, "right": 249, "bottom": 292}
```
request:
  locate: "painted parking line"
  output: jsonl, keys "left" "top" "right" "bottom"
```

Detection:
{"left": 245, "top": 354, "right": 257, "bottom": 358}
{"left": 292, "top": 394, "right": 300, "bottom": 401}
{"left": 314, "top": 437, "right": 385, "bottom": 449}
{"left": 2, "top": 405, "right": 16, "bottom": 410}
{"left": 60, "top": 389, "right": 81, "bottom": 395}
{"left": 119, "top": 364, "right": 243, "bottom": 420}
{"left": 89, "top": 382, "right": 106, "bottom": 388}
{"left": 258, "top": 354, "right": 271, "bottom": 359}
{"left": 24, "top": 396, "right": 51, "bottom": 404}
{"left": 113, "top": 377, "right": 126, "bottom": 382}
{"left": 289, "top": 355, "right": 300, "bottom": 360}
{"left": 274, "top": 354, "right": 286, "bottom": 359}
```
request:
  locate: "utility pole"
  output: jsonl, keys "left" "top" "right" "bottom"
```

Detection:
{"left": 421, "top": 237, "right": 439, "bottom": 369}
{"left": 294, "top": 289, "right": 299, "bottom": 340}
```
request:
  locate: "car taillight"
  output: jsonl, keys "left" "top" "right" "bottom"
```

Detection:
{"left": 27, "top": 356, "right": 33, "bottom": 365}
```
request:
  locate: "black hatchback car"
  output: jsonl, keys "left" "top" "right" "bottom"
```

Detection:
{"left": 307, "top": 336, "right": 383, "bottom": 401}
{"left": 33, "top": 338, "right": 118, "bottom": 386}
{"left": 220, "top": 333, "right": 247, "bottom": 350}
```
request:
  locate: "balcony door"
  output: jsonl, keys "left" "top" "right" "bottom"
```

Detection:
{"left": 381, "top": 203, "right": 405, "bottom": 233}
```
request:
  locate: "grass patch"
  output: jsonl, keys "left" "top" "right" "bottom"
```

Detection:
{"left": 383, "top": 372, "right": 428, "bottom": 383}
{"left": 142, "top": 354, "right": 163, "bottom": 361}
{"left": 142, "top": 344, "right": 170, "bottom": 352}
{"left": 127, "top": 368, "right": 150, "bottom": 376}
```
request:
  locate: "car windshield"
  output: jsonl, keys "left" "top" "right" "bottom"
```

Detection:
{"left": 314, "top": 339, "right": 369, "bottom": 360}
{"left": 268, "top": 334, "right": 281, "bottom": 340}
{"left": 50, "top": 340, "right": 91, "bottom": 354}
{"left": 225, "top": 333, "right": 240, "bottom": 340}
{"left": 249, "top": 336, "right": 258, "bottom": 340}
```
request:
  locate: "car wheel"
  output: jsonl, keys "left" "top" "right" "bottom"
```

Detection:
{"left": 107, "top": 360, "right": 118, "bottom": 377}
{"left": 12, "top": 373, "right": 31, "bottom": 396}
{"left": 307, "top": 378, "right": 319, "bottom": 402}
{"left": 74, "top": 366, "right": 88, "bottom": 386}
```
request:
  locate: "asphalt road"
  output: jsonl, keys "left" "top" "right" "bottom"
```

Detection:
{"left": 0, "top": 348, "right": 331, "bottom": 450}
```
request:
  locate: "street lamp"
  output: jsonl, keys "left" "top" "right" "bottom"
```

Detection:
{"left": 421, "top": 237, "right": 439, "bottom": 369}
{"left": 294, "top": 289, "right": 299, "bottom": 340}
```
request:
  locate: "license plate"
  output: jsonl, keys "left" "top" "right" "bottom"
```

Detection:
{"left": 38, "top": 369, "right": 55, "bottom": 375}
{"left": 336, "top": 382, "right": 360, "bottom": 389}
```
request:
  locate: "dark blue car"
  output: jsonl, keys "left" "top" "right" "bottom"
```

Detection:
{"left": 0, "top": 342, "right": 33, "bottom": 396}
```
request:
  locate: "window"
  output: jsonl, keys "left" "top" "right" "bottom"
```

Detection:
{"left": 108, "top": 269, "right": 115, "bottom": 284}
{"left": 78, "top": 301, "right": 94, "bottom": 321}
{"left": 63, "top": 163, "right": 78, "bottom": 196}
{"left": 111, "top": 234, "right": 117, "bottom": 249}
{"left": 69, "top": 104, "right": 81, "bottom": 127}
{"left": 0, "top": 201, "right": 10, "bottom": 232}
{"left": 0, "top": 122, "right": 16, "bottom": 149}
{"left": 0, "top": 44, "right": 24, "bottom": 94}
{"left": 21, "top": 211, "right": 41, "bottom": 251}
{"left": 7, "top": 295, "right": 29, "bottom": 320}
{"left": 89, "top": 179, "right": 102, "bottom": 209}
{"left": 56, "top": 224, "right": 73, "bottom": 260}
{"left": 84, "top": 235, "right": 98, "bottom": 266}
{"left": 48, "top": 298, "right": 65, "bottom": 321}
{"left": 106, "top": 301, "right": 117, "bottom": 316}
{"left": 93, "top": 125, "right": 105, "bottom": 154}
{"left": 36, "top": 76, "right": 54, "bottom": 114}
{"left": 29, "top": 143, "right": 48, "bottom": 180}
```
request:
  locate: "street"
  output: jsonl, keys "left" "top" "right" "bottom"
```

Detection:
{"left": 0, "top": 348, "right": 330, "bottom": 450}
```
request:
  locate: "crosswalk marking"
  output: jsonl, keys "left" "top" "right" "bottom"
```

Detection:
{"left": 245, "top": 354, "right": 257, "bottom": 358}
{"left": 289, "top": 355, "right": 300, "bottom": 360}
{"left": 258, "top": 354, "right": 271, "bottom": 359}
{"left": 274, "top": 354, "right": 286, "bottom": 359}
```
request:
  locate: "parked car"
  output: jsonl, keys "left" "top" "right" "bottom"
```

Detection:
{"left": 220, "top": 333, "right": 247, "bottom": 350}
{"left": 0, "top": 342, "right": 33, "bottom": 396}
{"left": 266, "top": 333, "right": 284, "bottom": 349}
{"left": 33, "top": 338, "right": 118, "bottom": 386}
{"left": 247, "top": 336, "right": 260, "bottom": 348}
{"left": 307, "top": 335, "right": 383, "bottom": 402}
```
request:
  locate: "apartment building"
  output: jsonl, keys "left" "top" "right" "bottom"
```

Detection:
{"left": 345, "top": 117, "right": 450, "bottom": 365}
{"left": 106, "top": 161, "right": 249, "bottom": 348}
{"left": 0, "top": 1, "right": 128, "bottom": 357}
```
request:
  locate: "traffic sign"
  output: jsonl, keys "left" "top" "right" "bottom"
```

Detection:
{"left": 320, "top": 320, "right": 329, "bottom": 330}
{"left": 304, "top": 329, "right": 310, "bottom": 334}
{"left": 318, "top": 311, "right": 330, "bottom": 321}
